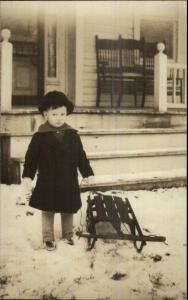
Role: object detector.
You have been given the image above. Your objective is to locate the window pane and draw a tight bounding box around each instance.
[140,19,174,59]
[47,15,57,78]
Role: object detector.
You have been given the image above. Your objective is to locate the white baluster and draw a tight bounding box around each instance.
[154,42,167,112]
[0,29,13,111]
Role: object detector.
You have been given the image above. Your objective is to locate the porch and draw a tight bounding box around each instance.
[1,33,187,187]
[0,26,187,113]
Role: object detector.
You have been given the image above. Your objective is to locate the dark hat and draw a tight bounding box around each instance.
[38,91,74,115]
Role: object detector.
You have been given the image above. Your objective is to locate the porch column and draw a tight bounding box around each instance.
[154,43,167,112]
[75,4,84,106]
[0,29,13,111]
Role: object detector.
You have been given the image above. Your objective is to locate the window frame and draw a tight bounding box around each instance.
[133,15,178,62]
[44,12,60,84]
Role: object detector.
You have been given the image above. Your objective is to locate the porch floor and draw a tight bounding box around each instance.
[4,106,187,115]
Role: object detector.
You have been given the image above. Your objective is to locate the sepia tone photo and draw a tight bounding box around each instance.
[0,1,187,299]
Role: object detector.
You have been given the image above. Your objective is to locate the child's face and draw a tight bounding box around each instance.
[44,106,67,127]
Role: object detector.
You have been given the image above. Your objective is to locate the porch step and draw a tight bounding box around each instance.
[88,147,186,159]
[80,128,186,152]
[16,166,186,190]
[16,147,186,178]
[9,127,187,157]
[87,148,186,175]
[1,108,187,132]
[80,169,187,191]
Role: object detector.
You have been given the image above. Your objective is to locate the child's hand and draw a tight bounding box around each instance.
[81,176,94,186]
[22,177,32,201]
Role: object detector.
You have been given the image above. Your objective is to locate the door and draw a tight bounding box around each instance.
[1,2,44,106]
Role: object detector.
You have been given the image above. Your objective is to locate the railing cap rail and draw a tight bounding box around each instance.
[167,62,186,69]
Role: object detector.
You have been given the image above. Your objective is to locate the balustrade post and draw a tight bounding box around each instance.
[154,43,167,112]
[0,29,13,112]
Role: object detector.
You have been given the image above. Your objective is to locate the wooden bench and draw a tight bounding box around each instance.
[96,35,157,108]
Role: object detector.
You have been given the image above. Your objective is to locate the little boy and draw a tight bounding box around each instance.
[22,91,94,251]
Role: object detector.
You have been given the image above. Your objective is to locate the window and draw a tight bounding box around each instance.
[140,19,176,60]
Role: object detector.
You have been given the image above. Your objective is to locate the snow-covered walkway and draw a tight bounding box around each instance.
[0,185,186,300]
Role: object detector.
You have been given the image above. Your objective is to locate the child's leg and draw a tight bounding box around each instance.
[61,213,73,240]
[42,211,55,242]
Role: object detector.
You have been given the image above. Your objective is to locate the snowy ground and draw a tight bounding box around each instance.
[0,185,187,300]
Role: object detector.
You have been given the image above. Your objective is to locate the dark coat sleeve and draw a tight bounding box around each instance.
[22,133,39,180]
[77,134,94,178]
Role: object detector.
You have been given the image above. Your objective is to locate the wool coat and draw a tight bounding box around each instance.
[22,123,94,213]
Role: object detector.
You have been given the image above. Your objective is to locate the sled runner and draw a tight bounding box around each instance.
[76,192,166,252]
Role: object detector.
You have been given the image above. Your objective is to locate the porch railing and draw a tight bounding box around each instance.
[154,42,187,112]
[167,62,187,108]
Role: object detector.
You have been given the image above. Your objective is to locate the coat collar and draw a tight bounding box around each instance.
[38,122,77,150]
[38,121,76,133]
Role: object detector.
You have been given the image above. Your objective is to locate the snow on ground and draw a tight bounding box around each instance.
[0,184,187,300]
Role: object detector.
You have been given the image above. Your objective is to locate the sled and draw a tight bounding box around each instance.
[76,192,166,252]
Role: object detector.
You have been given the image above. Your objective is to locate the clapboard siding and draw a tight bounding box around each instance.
[81,5,133,107]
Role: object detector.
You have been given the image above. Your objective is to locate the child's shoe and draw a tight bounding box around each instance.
[43,241,56,251]
[63,238,74,246]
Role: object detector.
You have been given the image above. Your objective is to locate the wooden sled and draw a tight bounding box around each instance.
[76,192,166,252]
